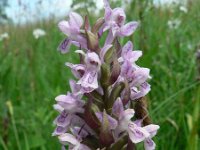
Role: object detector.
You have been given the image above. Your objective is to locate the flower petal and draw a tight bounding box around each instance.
[77,71,98,93]
[122,41,133,53]
[128,123,150,144]
[119,21,139,36]
[52,126,68,136]
[112,97,124,117]
[69,12,83,28]
[58,21,70,35]
[143,124,160,138]
[112,8,126,26]
[144,138,156,150]
[96,112,118,130]
[58,133,79,145]
[58,38,71,54]
[65,63,86,79]
[103,0,110,8]
[85,52,101,70]
[104,7,112,22]
[54,112,72,127]
[70,126,88,139]
[131,83,151,100]
[131,68,150,86]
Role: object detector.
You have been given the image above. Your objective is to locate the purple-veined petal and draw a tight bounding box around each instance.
[58,38,71,54]
[58,133,79,145]
[128,122,150,144]
[69,12,83,28]
[52,126,68,136]
[119,21,139,36]
[112,97,124,117]
[121,61,136,81]
[77,70,98,93]
[144,138,156,150]
[54,112,72,127]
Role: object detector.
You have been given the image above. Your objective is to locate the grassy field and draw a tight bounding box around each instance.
[0,1,200,150]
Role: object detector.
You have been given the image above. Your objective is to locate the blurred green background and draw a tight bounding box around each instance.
[0,0,199,149]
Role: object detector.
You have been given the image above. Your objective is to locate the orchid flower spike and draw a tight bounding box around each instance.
[53,0,159,150]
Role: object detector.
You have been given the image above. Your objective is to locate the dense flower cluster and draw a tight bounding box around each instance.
[53,0,159,150]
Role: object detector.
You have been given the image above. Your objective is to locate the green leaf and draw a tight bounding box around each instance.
[104,46,114,64]
[100,63,111,88]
